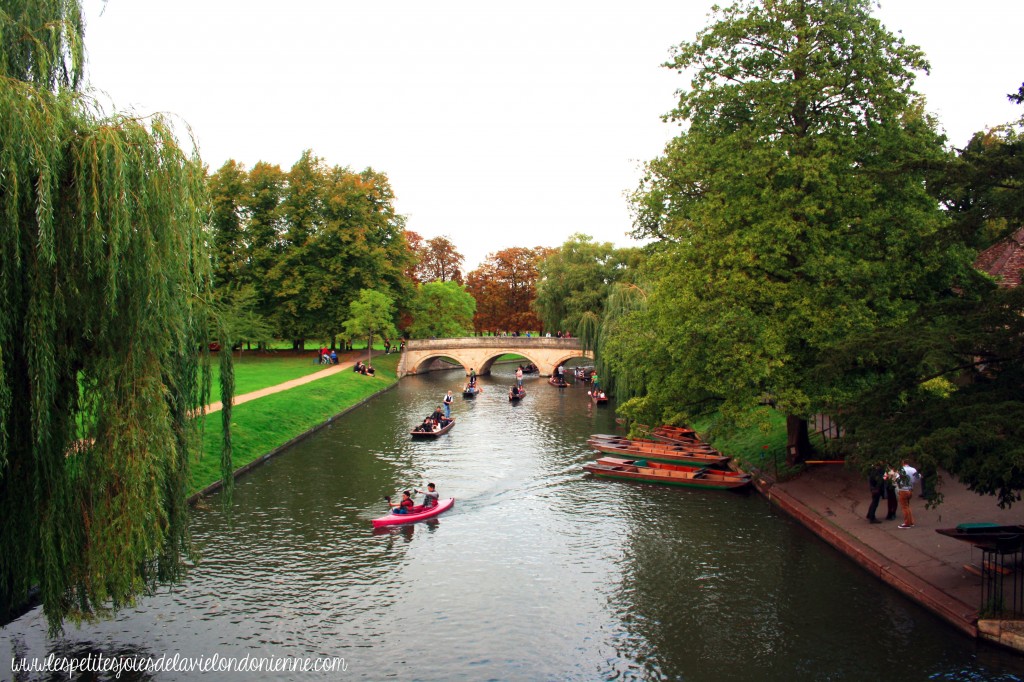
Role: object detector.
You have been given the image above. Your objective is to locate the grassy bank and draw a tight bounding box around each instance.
[191,353,400,495]
[690,410,801,479]
[207,352,335,404]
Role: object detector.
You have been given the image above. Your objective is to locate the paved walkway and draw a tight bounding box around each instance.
[201,353,365,414]
[756,462,1024,649]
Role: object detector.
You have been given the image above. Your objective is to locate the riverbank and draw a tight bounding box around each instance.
[750,461,1024,653]
[190,352,401,499]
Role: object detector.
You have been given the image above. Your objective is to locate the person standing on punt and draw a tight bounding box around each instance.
[443,390,454,418]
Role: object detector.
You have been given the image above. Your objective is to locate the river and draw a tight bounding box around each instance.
[4,367,1024,681]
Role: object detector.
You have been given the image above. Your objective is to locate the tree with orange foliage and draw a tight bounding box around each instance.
[465,247,553,334]
[407,234,465,284]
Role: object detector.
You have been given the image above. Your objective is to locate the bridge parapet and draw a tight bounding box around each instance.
[398,337,591,378]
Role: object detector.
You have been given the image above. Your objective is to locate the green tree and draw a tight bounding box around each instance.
[934,83,1024,250]
[342,289,399,366]
[208,159,249,289]
[813,86,1024,505]
[408,280,476,338]
[817,285,1024,507]
[0,2,212,631]
[271,152,412,348]
[244,161,288,341]
[534,233,639,336]
[624,0,968,463]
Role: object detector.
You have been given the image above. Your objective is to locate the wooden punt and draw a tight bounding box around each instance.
[587,439,730,468]
[650,424,700,444]
[584,456,751,491]
[509,386,527,401]
[549,376,568,387]
[590,391,609,405]
[463,384,482,397]
[410,417,456,438]
[935,524,1024,551]
[589,434,719,454]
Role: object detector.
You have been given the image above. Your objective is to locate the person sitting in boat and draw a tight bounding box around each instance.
[417,483,439,508]
[389,491,415,514]
[414,418,433,433]
[431,406,445,423]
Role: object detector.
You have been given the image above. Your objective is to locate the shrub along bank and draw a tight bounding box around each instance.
[691,411,803,480]
[191,353,400,495]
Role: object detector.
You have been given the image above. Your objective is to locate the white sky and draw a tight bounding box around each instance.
[81,0,1024,271]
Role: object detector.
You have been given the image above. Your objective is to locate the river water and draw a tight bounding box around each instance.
[4,367,1024,681]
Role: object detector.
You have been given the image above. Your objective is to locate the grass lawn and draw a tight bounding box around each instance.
[191,353,400,494]
[207,353,333,404]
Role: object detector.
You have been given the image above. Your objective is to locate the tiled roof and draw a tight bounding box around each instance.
[975,226,1024,288]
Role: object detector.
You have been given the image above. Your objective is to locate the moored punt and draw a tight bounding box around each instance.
[589,434,719,454]
[650,424,700,444]
[411,417,456,438]
[372,497,456,527]
[935,524,1024,551]
[587,439,730,468]
[583,457,751,491]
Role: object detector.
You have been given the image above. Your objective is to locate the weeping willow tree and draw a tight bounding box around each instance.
[0,3,214,632]
[577,283,650,403]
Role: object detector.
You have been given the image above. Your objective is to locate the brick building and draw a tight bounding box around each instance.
[975,226,1024,288]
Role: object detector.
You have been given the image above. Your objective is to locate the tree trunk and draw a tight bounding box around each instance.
[786,415,814,466]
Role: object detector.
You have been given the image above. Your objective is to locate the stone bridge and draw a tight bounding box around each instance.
[397,337,593,378]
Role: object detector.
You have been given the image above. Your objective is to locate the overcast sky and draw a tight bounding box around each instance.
[81,0,1023,270]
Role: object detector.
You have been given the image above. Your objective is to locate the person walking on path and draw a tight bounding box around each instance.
[443,390,454,418]
[887,460,919,528]
[866,463,885,524]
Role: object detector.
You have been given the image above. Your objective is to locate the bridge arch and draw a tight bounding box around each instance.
[397,338,592,378]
